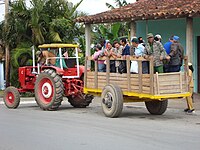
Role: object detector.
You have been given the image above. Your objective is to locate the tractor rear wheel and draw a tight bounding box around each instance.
[68,94,93,108]
[3,86,20,109]
[35,69,64,110]
[145,99,168,115]
[101,84,123,118]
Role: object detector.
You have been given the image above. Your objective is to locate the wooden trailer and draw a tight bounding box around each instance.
[84,56,190,118]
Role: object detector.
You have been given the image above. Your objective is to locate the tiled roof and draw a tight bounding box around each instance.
[75,0,200,24]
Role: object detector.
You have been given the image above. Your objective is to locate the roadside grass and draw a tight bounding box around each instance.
[0,90,4,97]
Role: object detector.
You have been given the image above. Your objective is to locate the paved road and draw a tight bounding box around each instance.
[0,97,200,150]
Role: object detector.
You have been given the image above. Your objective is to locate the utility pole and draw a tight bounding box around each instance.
[5,0,10,87]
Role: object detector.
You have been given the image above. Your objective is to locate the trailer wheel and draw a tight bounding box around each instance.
[3,86,20,109]
[68,94,93,108]
[35,69,63,110]
[101,84,123,118]
[145,99,168,115]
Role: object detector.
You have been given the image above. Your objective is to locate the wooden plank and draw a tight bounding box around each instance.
[130,82,150,87]
[126,56,131,92]
[142,86,150,91]
[156,72,160,95]
[130,74,150,78]
[155,72,183,76]
[88,72,150,78]
[149,57,154,95]
[156,74,181,82]
[106,57,110,85]
[159,85,181,90]
[94,61,98,89]
[159,89,185,94]
[184,56,189,92]
[84,56,88,88]
[159,80,186,86]
[138,60,142,93]
[110,81,128,88]
[109,76,128,81]
[131,77,150,82]
[179,72,183,93]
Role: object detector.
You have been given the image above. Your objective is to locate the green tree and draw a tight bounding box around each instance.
[97,0,130,42]
[93,23,121,43]
[0,0,85,87]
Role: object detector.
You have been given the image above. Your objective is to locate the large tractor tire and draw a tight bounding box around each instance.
[68,94,93,108]
[3,86,20,109]
[101,84,123,118]
[35,69,64,110]
[145,99,168,115]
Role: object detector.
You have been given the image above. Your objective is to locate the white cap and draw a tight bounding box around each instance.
[155,34,162,39]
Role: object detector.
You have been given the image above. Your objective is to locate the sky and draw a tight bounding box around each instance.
[0,0,135,21]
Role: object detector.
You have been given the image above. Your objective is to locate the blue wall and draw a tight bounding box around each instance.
[192,17,200,92]
[136,18,186,50]
[136,18,199,92]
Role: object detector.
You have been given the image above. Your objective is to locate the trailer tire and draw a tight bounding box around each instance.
[3,86,20,109]
[101,84,123,118]
[145,99,168,115]
[35,69,63,110]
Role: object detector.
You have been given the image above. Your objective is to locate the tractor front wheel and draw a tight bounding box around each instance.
[68,94,93,108]
[3,86,20,109]
[145,99,168,115]
[35,69,64,110]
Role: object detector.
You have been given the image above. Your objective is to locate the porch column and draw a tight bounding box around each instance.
[146,20,149,38]
[186,17,193,63]
[85,24,91,68]
[0,62,4,90]
[130,21,136,40]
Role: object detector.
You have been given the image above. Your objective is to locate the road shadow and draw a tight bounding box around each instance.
[120,106,184,120]
[121,112,184,120]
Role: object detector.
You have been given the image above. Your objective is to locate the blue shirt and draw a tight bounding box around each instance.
[164,41,172,55]
[135,44,145,56]
[122,44,130,56]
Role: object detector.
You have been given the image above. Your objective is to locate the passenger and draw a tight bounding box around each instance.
[154,34,162,43]
[131,37,149,74]
[104,42,116,73]
[55,49,68,69]
[164,36,174,55]
[144,33,170,73]
[92,44,106,72]
[168,36,184,72]
[163,36,174,72]
[138,37,145,47]
[36,49,56,65]
[120,38,130,58]
[113,41,123,72]
[118,38,130,73]
[36,50,45,65]
[184,63,195,114]
[100,38,106,49]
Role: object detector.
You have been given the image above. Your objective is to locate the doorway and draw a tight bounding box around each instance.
[197,37,200,93]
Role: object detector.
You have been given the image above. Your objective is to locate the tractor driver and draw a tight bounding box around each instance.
[36,49,56,65]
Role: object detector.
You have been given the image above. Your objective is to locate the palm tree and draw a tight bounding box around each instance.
[106,0,129,9]
[101,0,130,42]
[0,0,85,86]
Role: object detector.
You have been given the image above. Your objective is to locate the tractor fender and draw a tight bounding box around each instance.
[79,65,85,76]
[41,66,64,75]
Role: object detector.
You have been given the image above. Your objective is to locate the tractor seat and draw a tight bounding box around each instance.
[65,58,76,68]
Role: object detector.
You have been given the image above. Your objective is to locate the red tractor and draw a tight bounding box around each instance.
[3,44,93,110]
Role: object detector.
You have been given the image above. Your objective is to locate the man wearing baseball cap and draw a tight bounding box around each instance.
[168,35,184,72]
[144,33,170,73]
[131,37,149,74]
